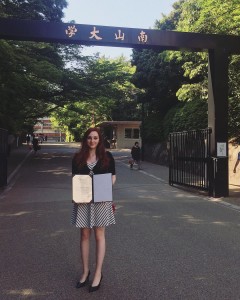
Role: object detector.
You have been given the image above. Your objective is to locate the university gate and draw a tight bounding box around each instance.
[0,18,240,197]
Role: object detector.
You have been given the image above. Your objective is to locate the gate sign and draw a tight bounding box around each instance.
[217,143,227,157]
[0,18,240,53]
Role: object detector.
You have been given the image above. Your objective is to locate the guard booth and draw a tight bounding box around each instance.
[0,128,8,187]
[98,121,141,149]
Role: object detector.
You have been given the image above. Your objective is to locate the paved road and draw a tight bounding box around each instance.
[1,144,240,300]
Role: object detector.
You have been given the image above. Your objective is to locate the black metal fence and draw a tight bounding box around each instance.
[0,128,8,187]
[169,128,212,193]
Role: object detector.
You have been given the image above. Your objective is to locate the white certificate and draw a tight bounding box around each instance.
[72,175,92,203]
[93,173,113,202]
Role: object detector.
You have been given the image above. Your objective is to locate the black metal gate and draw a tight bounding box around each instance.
[0,128,8,187]
[169,128,212,194]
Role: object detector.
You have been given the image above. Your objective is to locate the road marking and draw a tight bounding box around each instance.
[118,160,240,213]
[7,150,32,184]
[118,160,167,183]
[138,169,167,183]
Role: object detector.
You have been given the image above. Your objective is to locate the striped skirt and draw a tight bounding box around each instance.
[71,202,116,228]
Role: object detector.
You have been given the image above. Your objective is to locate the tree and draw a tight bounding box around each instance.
[131,2,187,142]
[0,0,67,21]
[0,0,140,138]
[175,0,240,140]
[131,0,240,142]
[0,0,69,133]
[177,0,240,35]
[51,56,140,141]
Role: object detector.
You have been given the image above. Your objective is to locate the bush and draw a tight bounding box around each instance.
[143,99,208,143]
[171,99,208,132]
[142,114,164,143]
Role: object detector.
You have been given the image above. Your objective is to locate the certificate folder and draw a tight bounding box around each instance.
[72,173,112,203]
[93,173,113,202]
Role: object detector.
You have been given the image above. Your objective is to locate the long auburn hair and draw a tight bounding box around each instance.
[74,127,109,168]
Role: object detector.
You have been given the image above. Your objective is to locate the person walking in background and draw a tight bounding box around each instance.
[26,134,30,146]
[130,141,141,170]
[32,135,40,154]
[71,127,116,293]
[30,134,33,147]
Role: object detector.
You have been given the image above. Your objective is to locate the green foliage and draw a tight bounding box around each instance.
[0,39,80,132]
[131,4,186,142]
[131,49,185,116]
[51,56,140,141]
[154,0,185,31]
[174,0,240,139]
[171,99,208,132]
[0,0,69,132]
[176,82,208,102]
[143,114,164,143]
[177,0,240,35]
[131,0,240,143]
[147,99,208,142]
[162,104,183,139]
[0,0,67,21]
[1,0,239,143]
[0,2,139,137]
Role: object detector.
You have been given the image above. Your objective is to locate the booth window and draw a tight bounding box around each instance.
[125,128,140,139]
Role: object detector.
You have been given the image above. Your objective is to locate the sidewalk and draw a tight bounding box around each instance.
[5,145,240,208]
[115,148,240,209]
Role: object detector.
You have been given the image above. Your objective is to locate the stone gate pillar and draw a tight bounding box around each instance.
[208,48,229,197]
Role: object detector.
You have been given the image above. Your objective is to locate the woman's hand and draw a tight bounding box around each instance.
[112,175,116,185]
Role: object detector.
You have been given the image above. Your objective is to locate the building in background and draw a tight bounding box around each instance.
[98,121,141,149]
[33,117,66,142]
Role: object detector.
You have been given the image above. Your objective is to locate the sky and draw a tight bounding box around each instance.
[63,0,176,58]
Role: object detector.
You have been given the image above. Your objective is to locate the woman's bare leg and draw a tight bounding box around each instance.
[79,228,91,282]
[92,227,105,286]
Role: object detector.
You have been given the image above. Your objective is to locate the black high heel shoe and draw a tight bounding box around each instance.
[89,274,103,293]
[76,270,90,288]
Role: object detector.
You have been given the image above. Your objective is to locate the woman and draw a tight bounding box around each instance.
[71,127,116,293]
[130,141,141,170]
[32,135,40,154]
